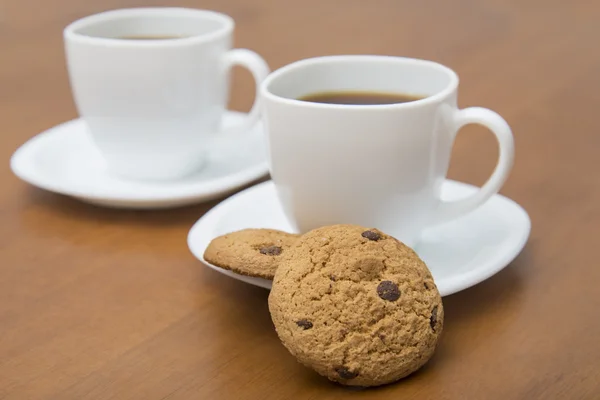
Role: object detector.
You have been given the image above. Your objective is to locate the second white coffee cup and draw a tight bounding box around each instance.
[260,55,514,246]
[64,8,269,181]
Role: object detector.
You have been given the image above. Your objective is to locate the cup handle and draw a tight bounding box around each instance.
[429,107,515,225]
[220,49,270,135]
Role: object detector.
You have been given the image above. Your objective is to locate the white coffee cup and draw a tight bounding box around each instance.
[260,55,514,246]
[64,8,269,181]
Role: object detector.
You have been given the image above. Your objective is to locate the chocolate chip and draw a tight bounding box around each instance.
[335,366,359,380]
[378,333,386,341]
[339,328,349,340]
[296,319,313,330]
[377,281,400,301]
[430,306,438,331]
[361,230,381,241]
[259,245,282,256]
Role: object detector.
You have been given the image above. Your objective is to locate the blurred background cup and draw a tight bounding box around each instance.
[64,7,270,181]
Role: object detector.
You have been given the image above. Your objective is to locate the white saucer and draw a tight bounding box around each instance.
[187,180,531,296]
[10,111,269,209]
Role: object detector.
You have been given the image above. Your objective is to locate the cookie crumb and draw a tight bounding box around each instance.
[361,230,381,241]
[377,281,401,301]
[259,245,282,256]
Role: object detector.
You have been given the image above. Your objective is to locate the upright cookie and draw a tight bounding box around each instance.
[268,224,444,387]
[204,228,299,279]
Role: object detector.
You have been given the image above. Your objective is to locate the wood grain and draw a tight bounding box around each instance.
[1,0,599,398]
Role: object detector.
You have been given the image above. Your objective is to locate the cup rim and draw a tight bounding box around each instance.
[260,55,459,109]
[63,7,234,47]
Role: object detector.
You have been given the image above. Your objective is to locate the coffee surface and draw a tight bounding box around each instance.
[298,91,424,105]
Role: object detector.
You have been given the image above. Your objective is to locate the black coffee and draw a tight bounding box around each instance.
[118,35,185,40]
[298,91,424,105]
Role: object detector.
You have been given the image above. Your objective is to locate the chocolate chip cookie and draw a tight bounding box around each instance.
[203,228,299,279]
[268,224,443,387]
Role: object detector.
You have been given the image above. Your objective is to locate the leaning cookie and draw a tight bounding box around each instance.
[203,228,299,280]
[268,224,444,387]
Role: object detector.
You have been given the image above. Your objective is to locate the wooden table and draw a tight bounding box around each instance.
[1,0,599,398]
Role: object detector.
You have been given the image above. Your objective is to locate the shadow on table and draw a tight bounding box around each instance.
[32,188,215,221]
[421,243,533,376]
[21,174,267,227]
[17,176,267,255]
[443,243,531,326]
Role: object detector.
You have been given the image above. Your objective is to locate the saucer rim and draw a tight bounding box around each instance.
[187,179,531,296]
[10,112,270,203]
